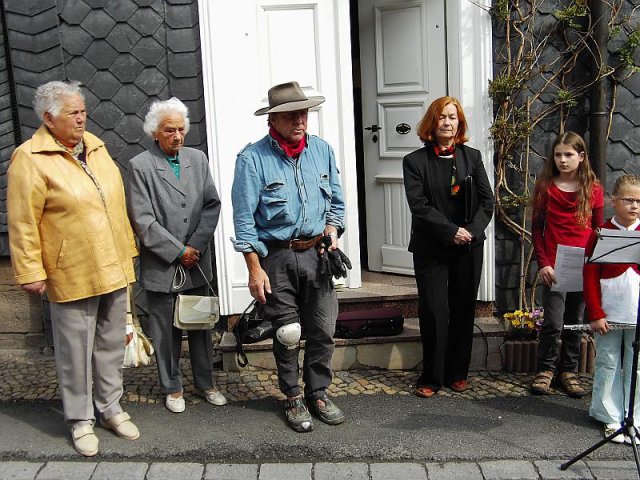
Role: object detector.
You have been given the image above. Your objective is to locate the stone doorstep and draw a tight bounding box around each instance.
[220,317,506,372]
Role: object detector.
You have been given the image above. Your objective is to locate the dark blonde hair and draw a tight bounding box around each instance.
[532,131,599,227]
[612,174,640,196]
[416,96,469,144]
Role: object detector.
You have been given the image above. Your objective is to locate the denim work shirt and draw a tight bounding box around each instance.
[231,133,345,258]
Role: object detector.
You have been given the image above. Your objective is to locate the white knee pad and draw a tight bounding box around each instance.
[276,322,301,349]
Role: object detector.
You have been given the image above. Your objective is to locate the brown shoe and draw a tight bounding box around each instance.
[556,372,586,398]
[531,370,553,395]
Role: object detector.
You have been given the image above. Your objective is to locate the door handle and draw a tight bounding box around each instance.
[364,124,382,133]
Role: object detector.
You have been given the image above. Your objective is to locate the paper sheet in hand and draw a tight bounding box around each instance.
[551,245,585,292]
[589,228,640,264]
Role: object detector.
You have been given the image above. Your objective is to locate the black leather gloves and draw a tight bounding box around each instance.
[318,235,352,280]
[328,248,352,279]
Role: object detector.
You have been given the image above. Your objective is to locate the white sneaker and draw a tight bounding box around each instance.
[165,394,186,413]
[604,423,625,444]
[624,433,640,445]
[198,388,228,406]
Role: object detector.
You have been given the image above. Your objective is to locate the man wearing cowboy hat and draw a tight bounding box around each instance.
[231,81,346,432]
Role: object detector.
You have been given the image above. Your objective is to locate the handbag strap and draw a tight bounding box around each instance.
[196,264,217,295]
[127,286,141,327]
[172,263,217,296]
[234,299,257,368]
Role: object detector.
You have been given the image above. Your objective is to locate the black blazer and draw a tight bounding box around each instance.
[402,143,494,256]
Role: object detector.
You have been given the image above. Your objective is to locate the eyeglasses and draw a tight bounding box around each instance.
[617,198,640,205]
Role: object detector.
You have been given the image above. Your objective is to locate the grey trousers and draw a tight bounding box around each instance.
[49,288,126,429]
[537,287,585,372]
[144,286,214,394]
[261,247,338,400]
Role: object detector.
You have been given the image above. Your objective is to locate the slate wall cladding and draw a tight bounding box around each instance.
[0,6,18,257]
[493,0,640,312]
[0,0,205,256]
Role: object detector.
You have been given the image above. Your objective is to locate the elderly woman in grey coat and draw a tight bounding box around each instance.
[126,98,226,413]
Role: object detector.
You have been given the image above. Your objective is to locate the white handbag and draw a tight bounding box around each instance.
[123,286,154,368]
[172,264,220,330]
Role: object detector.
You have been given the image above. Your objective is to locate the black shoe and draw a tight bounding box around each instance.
[307,394,345,425]
[285,396,314,433]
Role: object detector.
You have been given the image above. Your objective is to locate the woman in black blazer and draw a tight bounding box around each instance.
[403,96,494,398]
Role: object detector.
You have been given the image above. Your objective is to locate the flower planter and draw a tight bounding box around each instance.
[578,334,596,374]
[504,334,595,374]
[504,339,538,373]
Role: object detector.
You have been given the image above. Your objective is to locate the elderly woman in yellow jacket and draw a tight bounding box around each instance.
[7,81,139,457]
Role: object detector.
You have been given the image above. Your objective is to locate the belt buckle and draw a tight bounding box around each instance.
[289,238,300,250]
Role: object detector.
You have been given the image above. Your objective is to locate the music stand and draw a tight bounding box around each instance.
[561,229,640,474]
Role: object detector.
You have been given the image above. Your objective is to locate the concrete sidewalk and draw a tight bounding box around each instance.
[1,351,638,479]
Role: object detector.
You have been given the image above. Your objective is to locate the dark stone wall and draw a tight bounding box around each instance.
[0,0,205,255]
[493,1,640,312]
[0,5,21,257]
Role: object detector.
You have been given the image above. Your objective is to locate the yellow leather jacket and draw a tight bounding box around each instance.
[7,126,137,302]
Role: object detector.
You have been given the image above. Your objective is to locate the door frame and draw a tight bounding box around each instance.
[444,0,495,301]
[352,0,495,301]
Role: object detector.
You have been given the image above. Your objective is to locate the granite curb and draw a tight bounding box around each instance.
[0,459,638,480]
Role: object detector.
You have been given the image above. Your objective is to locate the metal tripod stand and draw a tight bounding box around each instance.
[561,280,640,476]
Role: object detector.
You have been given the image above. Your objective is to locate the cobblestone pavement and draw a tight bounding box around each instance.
[0,351,593,404]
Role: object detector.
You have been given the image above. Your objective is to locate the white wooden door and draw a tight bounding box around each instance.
[358,0,446,274]
[199,1,361,314]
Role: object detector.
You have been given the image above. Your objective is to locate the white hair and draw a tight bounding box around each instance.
[143,97,190,138]
[33,80,84,121]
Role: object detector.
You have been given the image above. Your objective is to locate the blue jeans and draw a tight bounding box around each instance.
[590,328,640,426]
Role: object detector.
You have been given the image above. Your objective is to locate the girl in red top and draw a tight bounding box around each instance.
[531,132,604,397]
[584,174,640,444]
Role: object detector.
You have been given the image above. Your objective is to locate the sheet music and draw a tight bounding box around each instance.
[590,228,640,264]
[551,245,585,292]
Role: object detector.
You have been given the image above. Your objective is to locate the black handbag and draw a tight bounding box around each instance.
[233,300,271,367]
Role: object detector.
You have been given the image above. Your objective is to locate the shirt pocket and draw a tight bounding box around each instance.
[319,175,332,214]
[260,180,294,226]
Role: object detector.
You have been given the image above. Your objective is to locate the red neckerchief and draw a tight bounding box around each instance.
[269,127,306,159]
[433,144,455,157]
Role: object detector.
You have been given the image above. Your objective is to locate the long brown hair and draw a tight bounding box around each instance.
[416,96,469,144]
[532,131,599,227]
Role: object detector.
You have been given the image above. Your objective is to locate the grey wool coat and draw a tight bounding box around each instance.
[126,143,221,293]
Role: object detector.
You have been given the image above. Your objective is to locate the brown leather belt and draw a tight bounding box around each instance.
[265,235,322,251]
